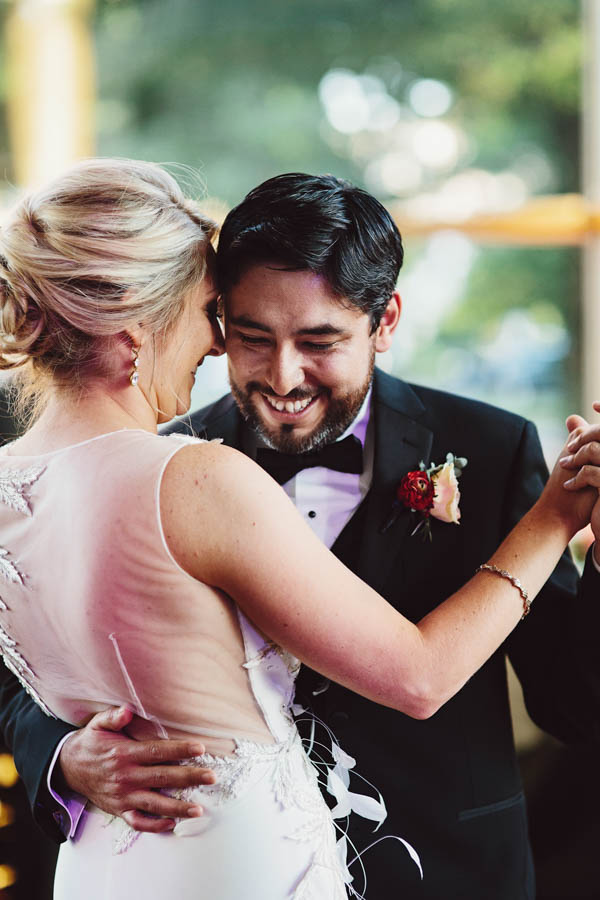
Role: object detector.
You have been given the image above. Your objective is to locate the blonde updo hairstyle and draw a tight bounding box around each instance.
[0,158,216,422]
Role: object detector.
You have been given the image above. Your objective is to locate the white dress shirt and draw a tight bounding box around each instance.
[47,733,85,838]
[281,387,374,549]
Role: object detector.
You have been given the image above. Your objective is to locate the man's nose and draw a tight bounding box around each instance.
[266,346,305,396]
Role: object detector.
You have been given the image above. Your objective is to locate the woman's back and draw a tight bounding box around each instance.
[0,429,276,752]
[0,427,348,898]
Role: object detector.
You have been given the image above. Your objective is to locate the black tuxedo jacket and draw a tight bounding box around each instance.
[1,370,599,899]
[167,370,600,899]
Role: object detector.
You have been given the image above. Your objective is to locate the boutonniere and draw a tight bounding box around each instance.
[380,453,468,539]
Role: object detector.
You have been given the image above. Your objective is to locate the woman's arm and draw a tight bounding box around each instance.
[161,431,596,720]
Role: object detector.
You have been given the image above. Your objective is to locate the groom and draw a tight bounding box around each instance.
[2,173,600,899]
[172,175,600,898]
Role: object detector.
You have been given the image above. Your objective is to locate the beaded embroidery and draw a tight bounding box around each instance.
[0,618,55,718]
[0,464,46,516]
[182,738,293,805]
[0,622,34,679]
[109,613,348,897]
[2,653,55,718]
[111,733,347,898]
[0,461,54,717]
[243,639,301,678]
[0,547,24,586]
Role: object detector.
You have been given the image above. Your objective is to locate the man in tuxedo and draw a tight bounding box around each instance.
[2,173,600,898]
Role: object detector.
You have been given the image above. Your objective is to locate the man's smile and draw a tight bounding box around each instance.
[259,391,323,422]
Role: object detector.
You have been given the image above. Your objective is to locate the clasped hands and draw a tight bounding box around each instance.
[560,405,600,566]
[57,410,600,834]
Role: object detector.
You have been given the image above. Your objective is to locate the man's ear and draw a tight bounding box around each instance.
[374,292,401,353]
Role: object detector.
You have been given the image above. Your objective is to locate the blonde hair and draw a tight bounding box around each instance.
[0,158,216,421]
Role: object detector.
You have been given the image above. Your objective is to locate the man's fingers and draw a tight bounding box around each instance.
[89,706,134,733]
[118,764,216,791]
[120,809,176,834]
[564,465,600,490]
[123,739,207,765]
[566,414,588,434]
[560,441,600,469]
[125,792,204,820]
[566,425,600,455]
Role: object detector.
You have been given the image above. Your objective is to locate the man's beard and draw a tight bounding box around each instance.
[229,349,375,454]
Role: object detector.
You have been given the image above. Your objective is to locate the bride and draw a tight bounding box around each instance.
[0,158,596,899]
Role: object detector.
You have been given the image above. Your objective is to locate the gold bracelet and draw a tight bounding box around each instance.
[476,564,531,620]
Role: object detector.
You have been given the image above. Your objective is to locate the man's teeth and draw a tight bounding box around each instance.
[265,395,313,413]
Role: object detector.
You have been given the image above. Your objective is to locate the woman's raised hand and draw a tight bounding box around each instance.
[559,403,600,551]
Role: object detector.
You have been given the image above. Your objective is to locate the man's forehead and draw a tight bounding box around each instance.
[227,264,331,295]
[223,265,366,326]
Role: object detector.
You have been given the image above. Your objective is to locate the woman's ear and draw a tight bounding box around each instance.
[124,326,144,351]
[116,329,144,386]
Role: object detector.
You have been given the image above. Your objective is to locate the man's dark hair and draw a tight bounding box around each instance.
[216,173,404,329]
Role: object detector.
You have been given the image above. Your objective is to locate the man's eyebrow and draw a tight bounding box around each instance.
[229,315,273,333]
[296,324,346,337]
[229,315,346,337]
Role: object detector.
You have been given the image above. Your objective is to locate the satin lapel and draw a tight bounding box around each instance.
[344,372,433,594]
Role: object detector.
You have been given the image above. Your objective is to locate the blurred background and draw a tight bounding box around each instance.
[0,0,598,896]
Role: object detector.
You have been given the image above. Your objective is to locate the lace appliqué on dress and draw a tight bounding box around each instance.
[0,547,24,587]
[111,818,145,856]
[235,611,349,898]
[0,462,54,718]
[243,639,301,679]
[1,652,55,718]
[175,737,347,900]
[0,464,46,516]
[110,737,315,856]
[181,738,293,807]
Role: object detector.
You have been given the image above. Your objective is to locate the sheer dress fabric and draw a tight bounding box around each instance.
[0,430,348,899]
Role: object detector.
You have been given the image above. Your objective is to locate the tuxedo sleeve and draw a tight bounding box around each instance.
[0,660,74,842]
[503,420,600,744]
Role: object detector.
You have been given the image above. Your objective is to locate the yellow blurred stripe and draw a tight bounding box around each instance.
[0,755,18,789]
[0,802,15,828]
[392,194,600,246]
[0,864,17,889]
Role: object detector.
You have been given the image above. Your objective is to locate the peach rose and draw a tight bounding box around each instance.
[431,461,461,524]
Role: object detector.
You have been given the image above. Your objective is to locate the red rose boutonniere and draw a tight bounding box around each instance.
[398,470,435,513]
[380,453,468,539]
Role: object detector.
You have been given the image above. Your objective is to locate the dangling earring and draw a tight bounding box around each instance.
[129,346,140,387]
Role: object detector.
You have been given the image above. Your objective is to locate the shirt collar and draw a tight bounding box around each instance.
[336,385,372,449]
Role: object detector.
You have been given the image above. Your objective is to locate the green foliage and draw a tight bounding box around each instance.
[444,247,579,340]
[0,0,584,419]
[92,0,580,199]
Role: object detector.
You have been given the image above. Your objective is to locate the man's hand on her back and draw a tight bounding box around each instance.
[58,706,215,833]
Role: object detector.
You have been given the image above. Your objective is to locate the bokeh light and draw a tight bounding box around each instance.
[408,78,454,117]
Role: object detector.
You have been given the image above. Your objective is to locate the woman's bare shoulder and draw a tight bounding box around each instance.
[161,438,271,497]
[159,438,293,582]
[160,438,285,536]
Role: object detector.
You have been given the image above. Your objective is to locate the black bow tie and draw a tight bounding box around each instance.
[256,434,364,485]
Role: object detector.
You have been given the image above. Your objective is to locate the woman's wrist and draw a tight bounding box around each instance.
[526,497,581,545]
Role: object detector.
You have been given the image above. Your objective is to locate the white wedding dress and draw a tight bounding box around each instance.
[0,429,373,899]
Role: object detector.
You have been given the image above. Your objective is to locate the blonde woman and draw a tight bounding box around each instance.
[0,159,596,900]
